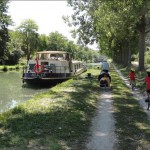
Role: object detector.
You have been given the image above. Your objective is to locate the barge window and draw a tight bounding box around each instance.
[29,64,35,70]
[41,62,48,65]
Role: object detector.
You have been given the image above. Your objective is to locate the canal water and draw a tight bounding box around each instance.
[0,70,50,113]
[0,63,102,113]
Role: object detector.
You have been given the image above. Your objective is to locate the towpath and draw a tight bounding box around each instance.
[86,90,117,150]
[85,64,150,150]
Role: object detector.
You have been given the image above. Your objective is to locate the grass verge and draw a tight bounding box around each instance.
[0,65,23,72]
[111,64,150,150]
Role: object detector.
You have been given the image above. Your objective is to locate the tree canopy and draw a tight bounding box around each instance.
[67,0,150,70]
[0,0,11,61]
[17,19,39,62]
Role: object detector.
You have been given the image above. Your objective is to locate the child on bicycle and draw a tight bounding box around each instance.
[128,68,136,86]
[143,69,150,102]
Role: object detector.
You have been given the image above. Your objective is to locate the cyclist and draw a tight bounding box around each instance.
[99,72,111,87]
[101,60,110,72]
[128,68,136,86]
[144,68,150,102]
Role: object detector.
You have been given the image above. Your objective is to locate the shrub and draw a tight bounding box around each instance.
[2,66,8,72]
[131,54,137,61]
[16,65,20,70]
[6,50,24,65]
[145,54,150,64]
[146,57,150,64]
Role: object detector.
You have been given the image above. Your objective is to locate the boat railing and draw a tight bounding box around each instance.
[43,65,69,74]
[23,65,70,74]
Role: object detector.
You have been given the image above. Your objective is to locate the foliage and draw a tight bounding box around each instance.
[6,49,24,65]
[145,50,150,64]
[47,31,68,51]
[2,65,8,71]
[17,19,39,61]
[131,54,138,61]
[37,34,48,50]
[6,14,99,64]
[0,0,11,60]
[67,0,150,70]
[8,30,23,52]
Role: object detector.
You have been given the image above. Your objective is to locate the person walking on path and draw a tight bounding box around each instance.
[101,60,110,72]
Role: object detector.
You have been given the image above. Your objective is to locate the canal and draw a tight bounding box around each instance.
[0,70,50,113]
[0,63,102,113]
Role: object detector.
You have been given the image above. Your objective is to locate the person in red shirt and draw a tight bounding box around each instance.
[144,69,150,102]
[128,68,136,86]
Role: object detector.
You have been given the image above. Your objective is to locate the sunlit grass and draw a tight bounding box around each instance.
[111,64,150,150]
[0,63,150,149]
[0,68,101,149]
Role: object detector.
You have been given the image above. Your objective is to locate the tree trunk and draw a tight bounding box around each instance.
[138,15,146,71]
[138,31,145,71]
[128,45,131,68]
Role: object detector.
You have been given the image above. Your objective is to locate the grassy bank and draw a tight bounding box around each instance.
[0,68,101,150]
[0,64,150,150]
[0,65,24,72]
[111,64,150,150]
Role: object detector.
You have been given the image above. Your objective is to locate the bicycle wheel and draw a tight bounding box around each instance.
[147,94,150,110]
[131,84,134,90]
[131,81,134,90]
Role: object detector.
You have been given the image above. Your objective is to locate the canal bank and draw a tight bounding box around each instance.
[0,65,150,150]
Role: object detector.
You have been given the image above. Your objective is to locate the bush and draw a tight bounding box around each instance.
[2,66,8,72]
[146,56,150,64]
[16,65,20,70]
[6,50,24,65]
[131,54,137,61]
[9,68,13,71]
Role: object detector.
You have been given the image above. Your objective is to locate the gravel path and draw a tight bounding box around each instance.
[86,91,117,150]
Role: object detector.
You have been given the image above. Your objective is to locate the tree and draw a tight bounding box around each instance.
[6,30,24,65]
[47,31,68,51]
[38,34,48,51]
[8,30,23,52]
[0,0,11,61]
[67,0,150,70]
[17,19,39,62]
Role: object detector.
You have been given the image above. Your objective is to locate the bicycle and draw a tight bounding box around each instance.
[146,92,150,110]
[130,80,136,90]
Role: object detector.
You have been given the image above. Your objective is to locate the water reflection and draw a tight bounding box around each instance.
[0,71,50,113]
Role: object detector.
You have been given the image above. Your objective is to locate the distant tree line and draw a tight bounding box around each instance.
[0,0,100,65]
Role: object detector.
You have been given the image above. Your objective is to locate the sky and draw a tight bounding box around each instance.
[8,0,98,50]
